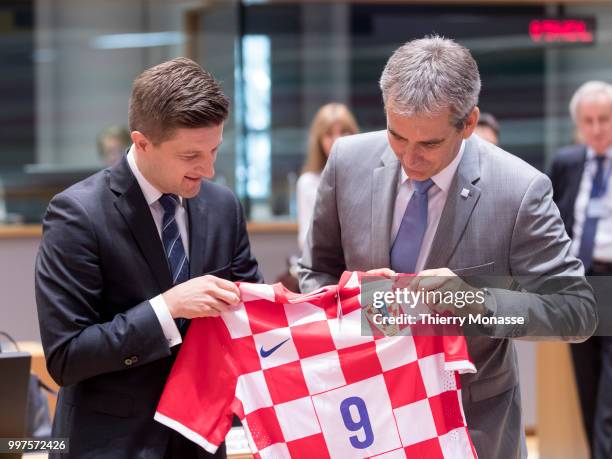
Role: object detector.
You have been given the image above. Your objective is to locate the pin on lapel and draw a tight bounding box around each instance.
[460,188,470,198]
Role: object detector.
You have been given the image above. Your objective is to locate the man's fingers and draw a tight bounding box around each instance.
[410,268,457,291]
[205,308,221,318]
[366,268,396,278]
[197,275,241,305]
[198,305,221,318]
[211,275,240,293]
[197,300,227,315]
[412,276,447,292]
[220,287,241,306]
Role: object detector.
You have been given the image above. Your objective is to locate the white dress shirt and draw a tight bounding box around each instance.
[391,140,466,273]
[127,146,188,347]
[571,146,612,262]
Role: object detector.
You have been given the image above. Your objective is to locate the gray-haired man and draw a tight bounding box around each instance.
[549,80,612,459]
[299,36,596,458]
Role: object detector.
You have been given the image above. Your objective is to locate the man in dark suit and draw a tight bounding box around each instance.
[550,80,612,459]
[35,57,262,458]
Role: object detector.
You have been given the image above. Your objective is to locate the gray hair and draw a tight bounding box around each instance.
[569,81,612,121]
[379,36,481,129]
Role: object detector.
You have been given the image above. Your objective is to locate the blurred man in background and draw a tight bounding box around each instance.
[549,80,612,459]
[474,112,500,145]
[97,125,131,166]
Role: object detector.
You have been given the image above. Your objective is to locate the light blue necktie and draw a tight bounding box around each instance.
[390,178,435,274]
[159,194,190,285]
[578,155,606,271]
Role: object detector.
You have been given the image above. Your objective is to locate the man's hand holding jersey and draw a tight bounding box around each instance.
[366,267,488,317]
[163,275,241,319]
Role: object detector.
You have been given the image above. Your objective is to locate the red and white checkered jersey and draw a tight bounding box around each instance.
[155,271,478,459]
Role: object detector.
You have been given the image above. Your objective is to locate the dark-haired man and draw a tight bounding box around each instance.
[35,58,262,458]
[474,112,500,145]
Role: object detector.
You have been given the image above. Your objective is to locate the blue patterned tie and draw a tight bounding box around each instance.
[390,178,435,274]
[159,194,190,285]
[578,155,606,271]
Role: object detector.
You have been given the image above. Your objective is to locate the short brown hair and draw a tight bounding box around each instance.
[128,57,229,144]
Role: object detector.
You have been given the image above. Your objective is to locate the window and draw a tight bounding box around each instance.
[0,1,609,223]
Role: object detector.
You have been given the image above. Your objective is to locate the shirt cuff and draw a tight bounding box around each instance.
[150,295,182,347]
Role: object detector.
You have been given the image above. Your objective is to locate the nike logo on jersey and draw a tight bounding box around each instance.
[260,338,290,358]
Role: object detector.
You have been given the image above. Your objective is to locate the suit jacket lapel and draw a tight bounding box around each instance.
[109,158,173,291]
[186,195,208,278]
[425,138,482,269]
[372,146,401,268]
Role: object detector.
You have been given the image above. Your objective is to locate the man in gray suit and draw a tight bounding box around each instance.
[550,81,612,459]
[298,36,597,458]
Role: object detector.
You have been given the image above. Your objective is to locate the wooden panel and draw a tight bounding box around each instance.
[0,224,41,238]
[0,223,298,238]
[246,222,297,234]
[537,342,589,459]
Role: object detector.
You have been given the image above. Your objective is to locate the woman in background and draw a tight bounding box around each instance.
[97,125,131,166]
[297,103,359,249]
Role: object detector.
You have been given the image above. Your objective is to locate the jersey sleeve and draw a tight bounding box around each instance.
[155,317,238,453]
[442,334,476,374]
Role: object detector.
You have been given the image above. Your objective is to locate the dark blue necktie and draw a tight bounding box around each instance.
[159,194,190,285]
[578,155,606,271]
[390,178,435,274]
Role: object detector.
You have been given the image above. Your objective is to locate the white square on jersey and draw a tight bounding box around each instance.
[328,308,375,350]
[258,441,290,459]
[240,283,275,303]
[240,417,257,452]
[375,335,418,372]
[253,327,299,370]
[375,448,408,458]
[300,350,346,394]
[274,396,321,442]
[439,427,473,458]
[221,304,252,339]
[418,353,458,398]
[394,398,438,446]
[344,271,361,289]
[283,301,327,327]
[236,371,272,415]
[311,375,402,458]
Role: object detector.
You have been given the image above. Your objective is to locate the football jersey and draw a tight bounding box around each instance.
[155,271,478,459]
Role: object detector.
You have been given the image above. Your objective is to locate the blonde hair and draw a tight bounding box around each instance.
[302,103,359,174]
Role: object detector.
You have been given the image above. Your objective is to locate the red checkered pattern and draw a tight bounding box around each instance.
[155,272,478,458]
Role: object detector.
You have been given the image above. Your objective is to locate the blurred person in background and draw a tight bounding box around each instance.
[474,111,500,145]
[297,103,359,250]
[549,80,612,459]
[97,125,131,166]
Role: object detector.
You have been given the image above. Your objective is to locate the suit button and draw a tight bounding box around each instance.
[124,358,133,366]
[130,355,139,364]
